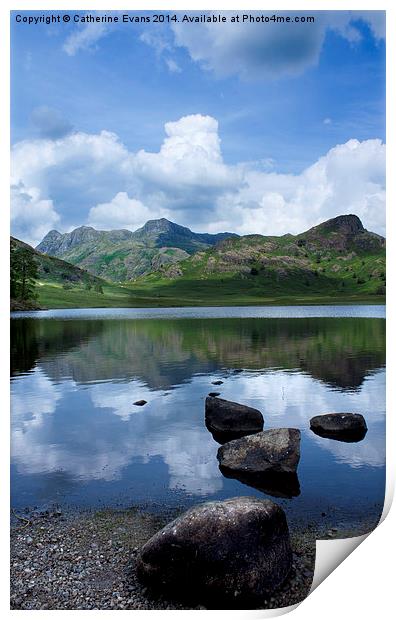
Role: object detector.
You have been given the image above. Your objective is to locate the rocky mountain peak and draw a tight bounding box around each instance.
[308,214,364,237]
[135,218,186,237]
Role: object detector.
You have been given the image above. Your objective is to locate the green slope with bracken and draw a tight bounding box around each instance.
[35,218,237,282]
[10,237,138,309]
[127,215,385,305]
[12,214,386,308]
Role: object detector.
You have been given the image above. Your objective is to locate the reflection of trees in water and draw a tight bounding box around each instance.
[10,319,106,376]
[11,317,385,391]
[11,320,40,376]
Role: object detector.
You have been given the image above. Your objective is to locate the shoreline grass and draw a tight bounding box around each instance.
[34,281,385,310]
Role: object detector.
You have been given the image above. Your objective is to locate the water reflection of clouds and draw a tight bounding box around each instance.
[89,382,223,493]
[218,371,385,468]
[310,429,385,468]
[11,368,62,427]
[89,382,153,421]
[10,367,385,497]
[11,368,223,494]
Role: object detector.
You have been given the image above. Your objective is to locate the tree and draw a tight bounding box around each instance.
[94,283,104,294]
[10,244,38,302]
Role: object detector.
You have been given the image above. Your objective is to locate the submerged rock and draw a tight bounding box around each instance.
[136,496,293,605]
[217,428,301,476]
[310,413,367,442]
[211,380,224,385]
[133,400,147,406]
[205,396,264,443]
[208,392,221,397]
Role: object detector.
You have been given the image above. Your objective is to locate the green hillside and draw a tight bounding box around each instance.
[11,214,385,309]
[36,218,237,281]
[126,214,386,305]
[10,237,138,309]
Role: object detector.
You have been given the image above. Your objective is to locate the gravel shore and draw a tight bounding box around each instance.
[10,505,375,610]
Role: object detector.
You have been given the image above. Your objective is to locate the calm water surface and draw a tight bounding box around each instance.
[11,306,385,531]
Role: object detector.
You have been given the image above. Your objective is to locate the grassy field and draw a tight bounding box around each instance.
[35,278,385,309]
[37,282,137,308]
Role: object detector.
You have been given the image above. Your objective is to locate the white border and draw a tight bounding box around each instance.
[2,1,394,618]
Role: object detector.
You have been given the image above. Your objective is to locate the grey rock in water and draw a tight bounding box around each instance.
[211,380,224,385]
[208,392,221,397]
[136,496,293,604]
[217,428,301,475]
[205,397,264,443]
[133,400,147,406]
[310,413,367,442]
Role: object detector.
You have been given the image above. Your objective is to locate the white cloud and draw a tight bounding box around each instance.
[88,192,160,231]
[165,58,182,73]
[133,114,239,201]
[215,137,385,237]
[171,11,385,80]
[11,114,386,245]
[139,29,182,74]
[140,29,171,55]
[11,182,60,246]
[62,11,385,84]
[63,21,109,56]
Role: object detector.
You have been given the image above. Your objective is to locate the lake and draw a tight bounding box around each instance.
[11,305,385,533]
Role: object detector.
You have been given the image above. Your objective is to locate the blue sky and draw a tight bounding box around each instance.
[10,10,386,245]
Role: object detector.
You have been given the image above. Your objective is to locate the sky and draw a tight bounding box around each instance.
[10,10,386,246]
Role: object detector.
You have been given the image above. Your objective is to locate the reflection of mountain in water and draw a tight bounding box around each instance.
[11,317,385,391]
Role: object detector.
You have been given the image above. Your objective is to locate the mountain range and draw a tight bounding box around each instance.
[36,219,238,281]
[10,214,386,309]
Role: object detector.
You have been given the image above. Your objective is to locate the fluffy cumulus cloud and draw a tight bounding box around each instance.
[133,114,240,211]
[216,137,385,236]
[171,11,385,80]
[10,113,386,246]
[11,130,133,243]
[11,182,60,246]
[88,192,163,231]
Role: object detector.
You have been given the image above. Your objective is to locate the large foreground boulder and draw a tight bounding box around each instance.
[217,428,301,476]
[136,497,292,605]
[310,413,367,442]
[205,396,264,443]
